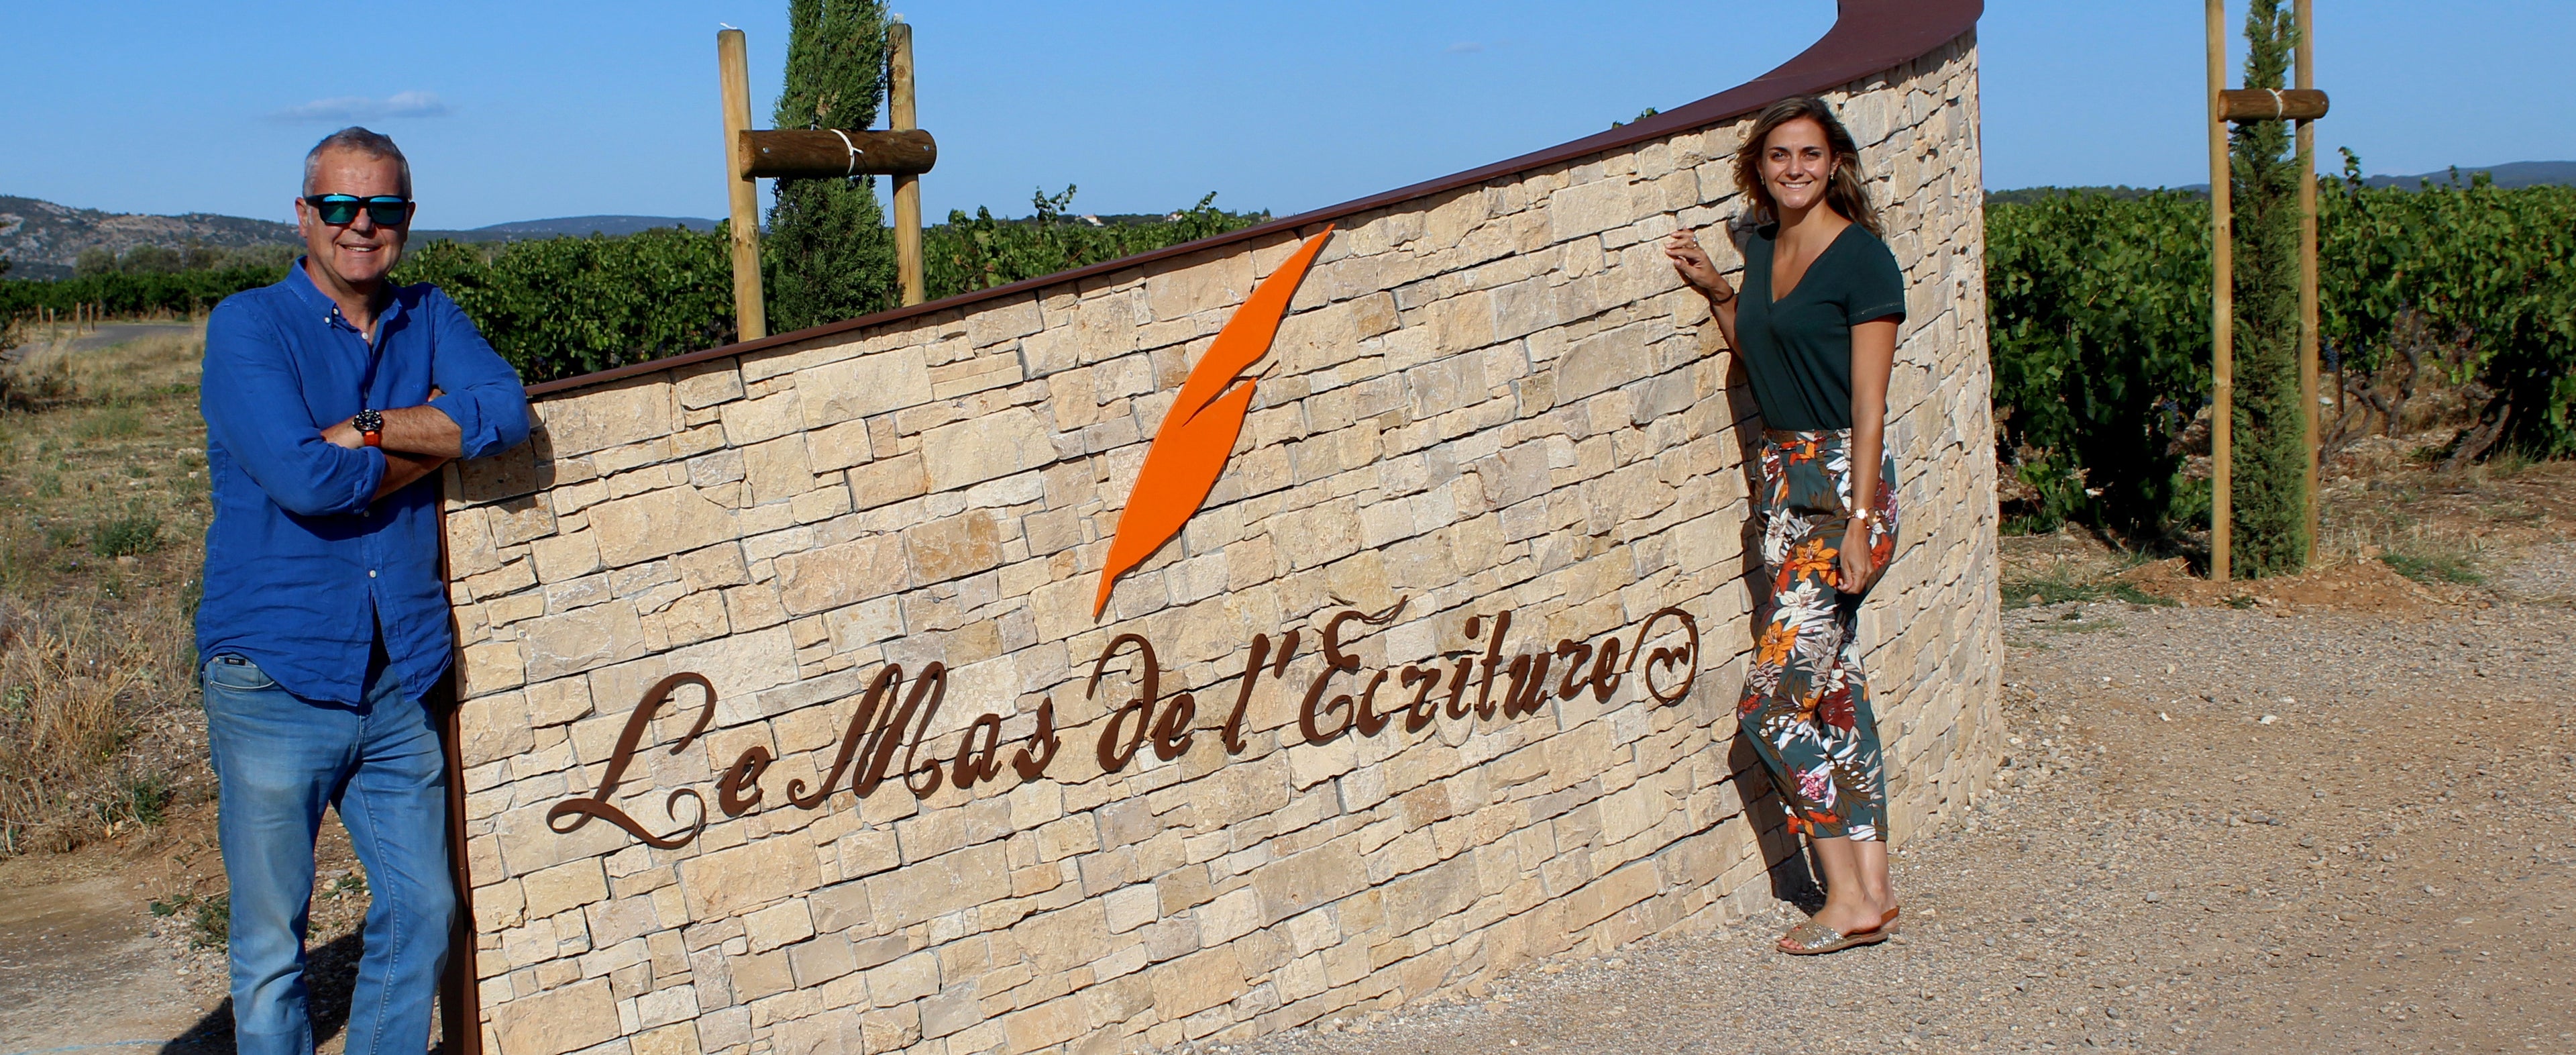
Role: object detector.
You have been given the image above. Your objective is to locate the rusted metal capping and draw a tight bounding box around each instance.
[521,0,1983,400]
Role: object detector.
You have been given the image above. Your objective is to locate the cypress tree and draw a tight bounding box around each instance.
[764,0,898,332]
[2226,0,2309,576]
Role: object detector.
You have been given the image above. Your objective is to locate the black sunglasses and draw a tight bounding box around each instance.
[303,194,411,226]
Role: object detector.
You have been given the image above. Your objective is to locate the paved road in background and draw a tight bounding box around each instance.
[1,322,197,360]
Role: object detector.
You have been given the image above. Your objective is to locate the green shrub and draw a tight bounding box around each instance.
[104,772,172,825]
[763,0,898,333]
[150,892,230,949]
[90,515,164,558]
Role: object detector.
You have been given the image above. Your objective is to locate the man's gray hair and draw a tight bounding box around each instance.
[303,127,413,197]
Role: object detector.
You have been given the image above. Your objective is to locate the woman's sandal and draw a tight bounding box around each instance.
[1776,905,1902,956]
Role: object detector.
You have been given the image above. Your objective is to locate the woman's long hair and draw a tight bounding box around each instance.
[1732,96,1882,237]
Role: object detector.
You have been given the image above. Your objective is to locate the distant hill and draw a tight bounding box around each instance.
[2079,160,2576,201]
[1983,186,2176,207]
[2360,160,2576,190]
[0,195,297,280]
[0,194,719,281]
[413,215,718,242]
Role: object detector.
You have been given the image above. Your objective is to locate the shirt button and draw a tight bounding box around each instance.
[369,570,378,578]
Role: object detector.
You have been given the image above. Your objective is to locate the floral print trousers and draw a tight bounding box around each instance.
[1739,428,1898,842]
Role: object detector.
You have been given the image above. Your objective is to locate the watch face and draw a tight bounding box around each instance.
[355,408,384,434]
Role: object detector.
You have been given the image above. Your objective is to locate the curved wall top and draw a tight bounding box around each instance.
[445,4,1996,1052]
[525,0,1983,399]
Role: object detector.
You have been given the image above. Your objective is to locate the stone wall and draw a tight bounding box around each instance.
[442,32,1998,1055]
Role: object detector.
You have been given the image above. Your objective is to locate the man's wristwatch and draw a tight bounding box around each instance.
[354,408,384,448]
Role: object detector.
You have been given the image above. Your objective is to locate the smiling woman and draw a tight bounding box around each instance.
[1664,94,1913,956]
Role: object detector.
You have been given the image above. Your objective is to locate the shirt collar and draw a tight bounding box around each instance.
[284,256,405,332]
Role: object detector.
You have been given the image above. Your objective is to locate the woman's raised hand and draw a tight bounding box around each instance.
[1669,228,1731,297]
[1663,229,1735,304]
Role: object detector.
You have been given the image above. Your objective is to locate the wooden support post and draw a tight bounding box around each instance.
[2295,0,2320,564]
[718,28,767,342]
[2206,0,2233,583]
[889,19,925,307]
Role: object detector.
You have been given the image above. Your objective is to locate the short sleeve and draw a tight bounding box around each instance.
[1842,234,1907,326]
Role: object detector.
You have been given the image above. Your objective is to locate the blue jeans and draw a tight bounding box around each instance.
[203,652,454,1055]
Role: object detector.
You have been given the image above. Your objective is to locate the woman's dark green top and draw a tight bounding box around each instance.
[1735,220,1907,431]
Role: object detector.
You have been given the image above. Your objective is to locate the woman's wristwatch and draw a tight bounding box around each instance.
[354,408,384,448]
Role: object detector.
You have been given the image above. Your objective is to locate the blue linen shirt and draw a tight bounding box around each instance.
[197,261,530,706]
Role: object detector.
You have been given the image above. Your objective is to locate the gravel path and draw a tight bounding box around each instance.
[1206,583,2576,1054]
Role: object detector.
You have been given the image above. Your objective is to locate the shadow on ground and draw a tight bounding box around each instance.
[158,932,362,1055]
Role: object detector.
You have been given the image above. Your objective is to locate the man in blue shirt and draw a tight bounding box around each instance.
[197,126,530,1055]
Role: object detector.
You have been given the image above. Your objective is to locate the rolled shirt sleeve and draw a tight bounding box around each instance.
[423,289,531,460]
[201,300,386,517]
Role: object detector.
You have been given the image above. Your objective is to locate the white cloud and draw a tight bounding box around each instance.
[270,91,451,123]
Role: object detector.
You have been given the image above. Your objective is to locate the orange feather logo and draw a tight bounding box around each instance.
[1093,227,1334,617]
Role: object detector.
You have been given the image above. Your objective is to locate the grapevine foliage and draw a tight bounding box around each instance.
[924,187,1266,299]
[1989,177,2576,540]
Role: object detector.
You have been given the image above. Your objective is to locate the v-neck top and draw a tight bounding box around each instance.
[1734,221,1907,431]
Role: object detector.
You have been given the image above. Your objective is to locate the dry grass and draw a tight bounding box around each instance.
[0,327,209,854]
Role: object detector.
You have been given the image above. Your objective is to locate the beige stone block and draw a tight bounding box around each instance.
[744,898,815,953]
[489,495,558,548]
[739,434,816,507]
[520,600,648,682]
[849,452,930,511]
[674,358,744,409]
[920,407,1051,492]
[631,1021,702,1055]
[529,531,602,583]
[802,346,934,425]
[823,596,904,653]
[525,676,594,726]
[1146,944,1244,1019]
[489,976,619,1055]
[588,486,739,568]
[869,949,941,1007]
[723,583,790,632]
[1002,996,1087,1055]
[659,589,731,647]
[462,559,536,602]
[903,510,1002,585]
[864,840,1007,930]
[773,534,907,616]
[1196,884,1265,947]
[806,419,873,472]
[1251,839,1364,924]
[460,640,525,696]
[539,381,674,458]
[458,691,533,768]
[718,389,803,446]
[521,860,609,920]
[678,836,821,921]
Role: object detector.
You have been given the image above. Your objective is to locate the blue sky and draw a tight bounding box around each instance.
[1,1,2569,230]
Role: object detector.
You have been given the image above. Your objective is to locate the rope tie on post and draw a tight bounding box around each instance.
[2267,88,2286,120]
[830,128,861,177]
